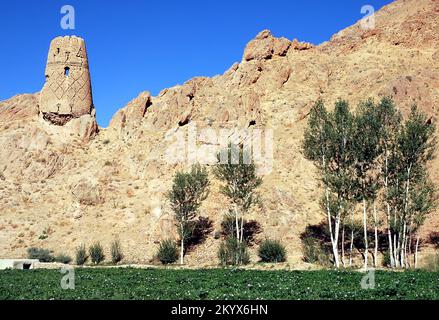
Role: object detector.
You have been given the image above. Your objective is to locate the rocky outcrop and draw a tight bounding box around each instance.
[243,30,291,61]
[243,30,313,62]
[0,94,39,124]
[109,91,152,131]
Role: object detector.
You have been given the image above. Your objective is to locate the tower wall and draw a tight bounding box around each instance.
[39,36,93,118]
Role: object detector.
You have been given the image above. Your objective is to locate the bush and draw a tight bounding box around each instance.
[75,244,88,265]
[89,242,105,265]
[111,240,124,264]
[157,239,178,265]
[302,237,330,266]
[27,247,54,262]
[218,237,250,266]
[258,239,286,263]
[54,254,72,264]
[221,213,261,245]
[382,250,391,267]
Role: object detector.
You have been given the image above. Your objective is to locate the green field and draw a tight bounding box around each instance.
[0,268,438,300]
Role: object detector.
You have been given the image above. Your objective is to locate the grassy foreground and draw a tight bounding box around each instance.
[0,268,438,300]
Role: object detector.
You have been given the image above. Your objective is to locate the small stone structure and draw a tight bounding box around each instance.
[0,259,39,270]
[39,36,94,125]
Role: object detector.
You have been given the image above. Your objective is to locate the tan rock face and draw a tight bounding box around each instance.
[243,30,292,61]
[39,36,94,122]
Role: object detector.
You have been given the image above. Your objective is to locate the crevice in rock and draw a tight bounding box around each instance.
[178,118,190,127]
[142,99,153,118]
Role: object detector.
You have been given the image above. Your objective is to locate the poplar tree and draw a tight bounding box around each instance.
[168,164,210,264]
[353,100,382,269]
[388,105,436,268]
[213,144,262,245]
[375,97,402,268]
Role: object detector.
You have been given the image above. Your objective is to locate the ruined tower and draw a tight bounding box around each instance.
[39,36,94,125]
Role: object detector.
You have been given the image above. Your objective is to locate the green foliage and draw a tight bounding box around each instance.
[168,164,210,263]
[382,251,391,267]
[110,240,124,264]
[27,247,55,262]
[157,239,178,265]
[258,239,286,263]
[89,242,105,265]
[168,165,210,226]
[75,244,88,265]
[214,144,262,250]
[302,237,331,266]
[303,100,331,166]
[213,144,262,212]
[302,97,437,269]
[1,269,439,300]
[218,237,250,266]
[54,254,72,264]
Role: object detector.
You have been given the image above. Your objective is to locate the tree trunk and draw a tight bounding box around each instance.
[384,148,395,267]
[414,235,420,269]
[394,233,399,268]
[180,223,185,265]
[363,198,368,270]
[341,225,346,268]
[326,188,340,268]
[401,165,411,268]
[401,222,407,268]
[373,202,378,268]
[349,209,354,267]
[387,203,395,268]
[234,205,240,242]
[240,214,244,243]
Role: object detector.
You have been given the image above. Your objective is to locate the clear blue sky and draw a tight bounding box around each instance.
[0,0,393,127]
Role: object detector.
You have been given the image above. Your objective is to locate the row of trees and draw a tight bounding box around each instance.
[303,97,437,269]
[168,145,262,265]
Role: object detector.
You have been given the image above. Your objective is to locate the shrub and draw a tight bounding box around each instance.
[54,254,72,264]
[221,213,261,245]
[382,250,391,267]
[111,240,124,264]
[27,247,54,262]
[218,237,250,266]
[302,237,330,266]
[75,244,88,265]
[258,239,286,263]
[157,239,178,264]
[89,242,105,265]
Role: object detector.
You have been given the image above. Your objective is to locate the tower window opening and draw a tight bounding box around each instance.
[64,67,70,77]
